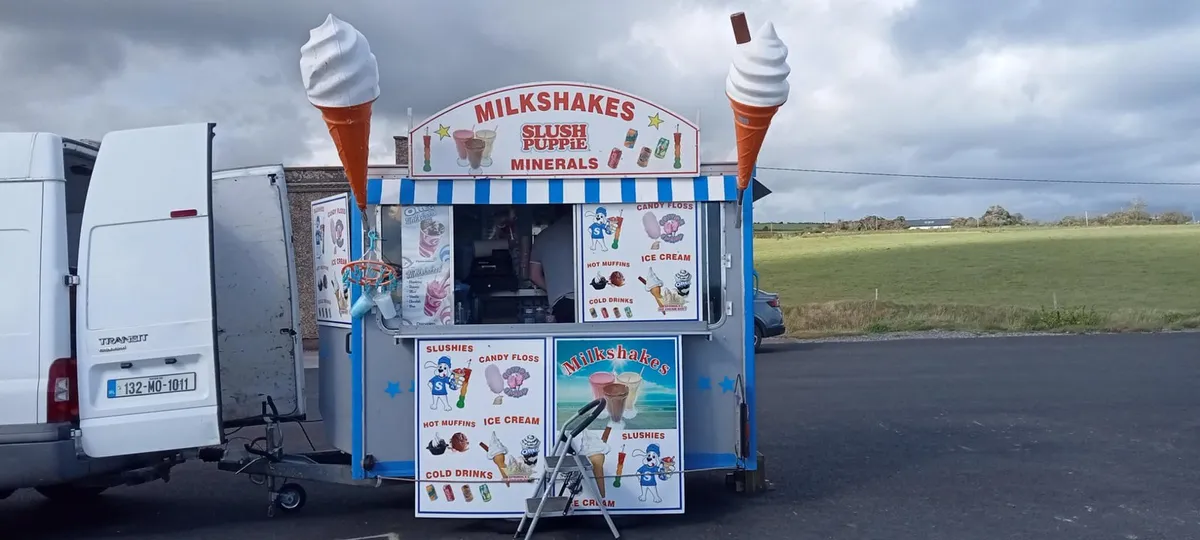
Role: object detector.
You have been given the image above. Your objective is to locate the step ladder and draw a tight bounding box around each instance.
[514,398,619,539]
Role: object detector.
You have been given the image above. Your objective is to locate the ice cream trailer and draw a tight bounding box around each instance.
[222,82,768,522]
[220,12,788,533]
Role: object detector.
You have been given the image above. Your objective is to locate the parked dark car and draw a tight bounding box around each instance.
[752,272,785,352]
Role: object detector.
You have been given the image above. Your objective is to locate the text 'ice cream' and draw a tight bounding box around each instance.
[299,14,380,212]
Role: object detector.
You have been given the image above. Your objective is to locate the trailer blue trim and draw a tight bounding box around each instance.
[366,175,738,205]
[349,205,365,480]
[743,172,758,470]
[369,460,415,477]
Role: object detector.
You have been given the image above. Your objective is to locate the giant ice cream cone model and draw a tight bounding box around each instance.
[300,14,381,213]
[726,13,791,220]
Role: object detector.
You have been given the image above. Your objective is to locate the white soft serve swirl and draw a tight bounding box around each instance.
[725,21,791,108]
[300,14,381,108]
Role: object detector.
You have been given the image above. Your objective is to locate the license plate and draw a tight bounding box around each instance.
[107,373,197,398]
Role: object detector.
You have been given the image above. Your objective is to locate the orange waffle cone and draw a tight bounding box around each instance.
[316,101,374,211]
[728,98,781,192]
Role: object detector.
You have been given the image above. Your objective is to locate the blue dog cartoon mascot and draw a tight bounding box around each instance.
[633,443,666,503]
[425,356,458,411]
[583,206,613,252]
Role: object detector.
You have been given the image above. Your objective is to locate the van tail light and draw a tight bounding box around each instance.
[47,357,79,424]
[766,298,779,309]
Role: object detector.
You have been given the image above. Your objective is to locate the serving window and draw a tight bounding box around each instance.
[375,202,725,331]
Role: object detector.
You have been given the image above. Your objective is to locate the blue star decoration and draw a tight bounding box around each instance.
[719,376,735,394]
[384,381,401,398]
[409,379,416,393]
[697,377,712,391]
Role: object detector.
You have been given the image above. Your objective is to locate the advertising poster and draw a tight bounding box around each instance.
[576,203,701,322]
[409,82,700,179]
[552,336,684,514]
[397,205,454,325]
[415,338,550,518]
[311,193,351,327]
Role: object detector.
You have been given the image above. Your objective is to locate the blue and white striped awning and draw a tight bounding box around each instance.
[366,176,738,205]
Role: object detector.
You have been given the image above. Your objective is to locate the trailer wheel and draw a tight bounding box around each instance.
[276,483,307,512]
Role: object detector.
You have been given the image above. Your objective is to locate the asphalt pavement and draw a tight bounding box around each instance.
[5,332,1200,539]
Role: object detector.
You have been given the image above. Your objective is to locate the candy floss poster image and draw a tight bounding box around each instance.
[552,337,684,514]
[415,338,550,518]
[577,203,701,322]
[311,194,351,325]
[397,205,453,325]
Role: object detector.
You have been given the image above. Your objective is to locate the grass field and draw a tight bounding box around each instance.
[755,225,1200,337]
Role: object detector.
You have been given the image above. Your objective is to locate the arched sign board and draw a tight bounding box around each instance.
[409,82,700,179]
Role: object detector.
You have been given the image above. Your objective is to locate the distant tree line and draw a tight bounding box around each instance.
[755,199,1194,234]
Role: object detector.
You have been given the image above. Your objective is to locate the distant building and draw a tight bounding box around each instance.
[907,218,953,230]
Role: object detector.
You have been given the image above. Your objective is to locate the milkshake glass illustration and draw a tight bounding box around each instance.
[588,372,615,400]
[475,128,497,167]
[418,219,444,258]
[616,369,644,419]
[588,372,616,419]
[603,382,629,423]
[452,129,474,166]
[465,138,486,174]
[424,279,448,316]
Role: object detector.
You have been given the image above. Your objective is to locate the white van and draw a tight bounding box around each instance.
[0,123,304,501]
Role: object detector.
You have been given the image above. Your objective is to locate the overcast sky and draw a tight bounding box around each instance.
[3,0,1199,222]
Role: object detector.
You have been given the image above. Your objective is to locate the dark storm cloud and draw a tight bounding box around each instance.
[0,0,702,120]
[3,0,1199,221]
[890,0,1200,60]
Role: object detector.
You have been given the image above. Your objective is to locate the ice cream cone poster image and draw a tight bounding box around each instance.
[414,338,551,518]
[552,337,684,514]
[310,194,351,326]
[726,12,792,210]
[408,82,699,178]
[577,203,701,322]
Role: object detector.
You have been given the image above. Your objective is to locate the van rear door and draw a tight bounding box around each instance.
[76,123,222,458]
[211,165,305,425]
